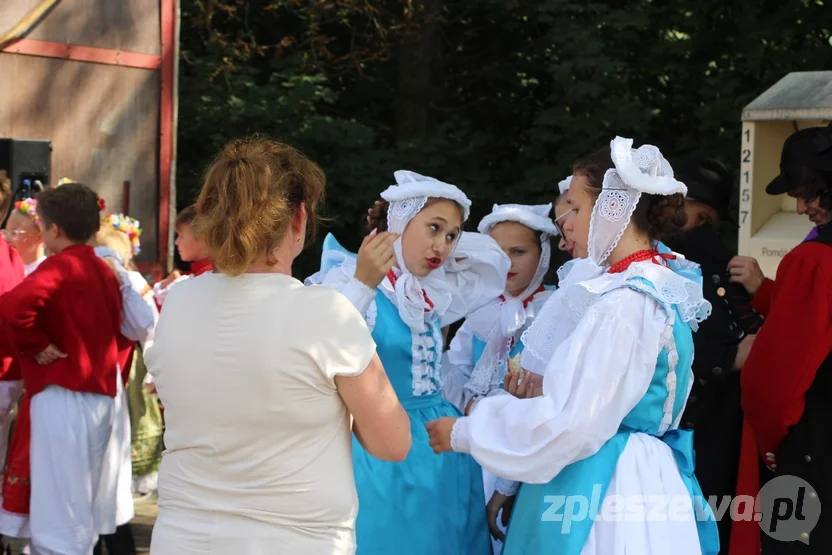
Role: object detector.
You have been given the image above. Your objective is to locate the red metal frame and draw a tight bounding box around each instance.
[0,38,161,69]
[158,0,176,277]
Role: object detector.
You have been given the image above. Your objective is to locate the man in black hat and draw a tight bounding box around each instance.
[662,155,763,554]
[730,122,832,555]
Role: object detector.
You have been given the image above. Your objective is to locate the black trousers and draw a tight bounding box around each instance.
[93,523,136,555]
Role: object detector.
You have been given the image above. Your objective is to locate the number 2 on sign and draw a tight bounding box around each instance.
[742,149,751,163]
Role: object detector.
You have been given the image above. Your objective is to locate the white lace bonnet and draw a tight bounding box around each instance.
[588,136,687,267]
[380,170,471,234]
[377,170,472,332]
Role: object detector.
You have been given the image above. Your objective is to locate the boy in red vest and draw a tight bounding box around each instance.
[152,204,213,307]
[0,183,131,555]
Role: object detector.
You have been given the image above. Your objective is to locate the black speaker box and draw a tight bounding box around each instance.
[0,138,52,196]
[0,138,52,225]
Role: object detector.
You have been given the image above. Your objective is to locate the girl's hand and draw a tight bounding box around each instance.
[504,370,543,399]
[354,230,399,289]
[426,417,458,454]
[487,491,516,541]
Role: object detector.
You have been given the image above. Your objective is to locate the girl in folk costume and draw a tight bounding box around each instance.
[442,202,558,553]
[444,203,558,413]
[428,137,721,555]
[94,214,161,553]
[4,198,46,276]
[306,170,510,555]
[98,214,163,496]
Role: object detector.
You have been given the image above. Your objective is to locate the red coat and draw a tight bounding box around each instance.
[729,242,832,554]
[0,236,25,381]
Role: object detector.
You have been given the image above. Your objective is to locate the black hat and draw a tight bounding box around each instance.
[766,122,832,196]
[672,156,735,223]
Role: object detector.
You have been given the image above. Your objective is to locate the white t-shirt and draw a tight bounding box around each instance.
[145,272,376,554]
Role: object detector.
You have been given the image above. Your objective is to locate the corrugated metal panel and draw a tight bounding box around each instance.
[742,71,832,121]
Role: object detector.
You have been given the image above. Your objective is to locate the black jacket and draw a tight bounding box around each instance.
[663,223,764,554]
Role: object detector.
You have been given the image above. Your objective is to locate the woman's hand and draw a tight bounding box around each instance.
[504,371,543,399]
[354,230,399,289]
[727,256,765,296]
[426,417,458,454]
[486,491,516,541]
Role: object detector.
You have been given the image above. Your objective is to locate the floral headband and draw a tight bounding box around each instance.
[102,213,142,255]
[14,198,40,226]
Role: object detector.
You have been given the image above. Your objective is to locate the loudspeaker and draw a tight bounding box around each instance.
[0,138,52,226]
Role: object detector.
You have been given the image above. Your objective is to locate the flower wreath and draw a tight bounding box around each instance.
[102,213,142,256]
[14,198,40,226]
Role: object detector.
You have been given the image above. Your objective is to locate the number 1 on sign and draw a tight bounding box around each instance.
[744,128,750,143]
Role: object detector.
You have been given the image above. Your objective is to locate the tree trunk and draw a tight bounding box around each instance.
[394,0,442,144]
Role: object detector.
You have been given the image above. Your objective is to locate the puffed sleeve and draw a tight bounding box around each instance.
[438,232,510,327]
[441,319,475,413]
[94,247,156,343]
[451,287,667,484]
[305,233,377,318]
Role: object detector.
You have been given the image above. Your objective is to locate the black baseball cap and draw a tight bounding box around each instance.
[672,156,736,224]
[766,122,832,196]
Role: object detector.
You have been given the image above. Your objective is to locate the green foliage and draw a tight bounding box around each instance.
[176,0,832,277]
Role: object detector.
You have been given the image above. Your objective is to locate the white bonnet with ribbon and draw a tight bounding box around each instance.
[477,203,559,238]
[377,170,472,333]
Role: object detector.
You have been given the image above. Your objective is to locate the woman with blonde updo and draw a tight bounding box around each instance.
[145,135,411,555]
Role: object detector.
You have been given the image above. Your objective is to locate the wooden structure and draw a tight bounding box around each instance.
[0,0,179,278]
[738,71,832,278]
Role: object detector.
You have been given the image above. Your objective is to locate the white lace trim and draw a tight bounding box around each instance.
[657,314,678,435]
[386,197,428,235]
[588,169,641,266]
[522,258,711,374]
[450,418,466,452]
[494,477,520,497]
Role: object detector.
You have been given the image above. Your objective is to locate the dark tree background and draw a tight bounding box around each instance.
[175,0,832,278]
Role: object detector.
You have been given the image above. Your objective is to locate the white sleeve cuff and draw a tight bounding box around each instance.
[337,277,377,316]
[450,417,471,453]
[494,477,520,496]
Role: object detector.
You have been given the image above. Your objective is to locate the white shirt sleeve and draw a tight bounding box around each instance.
[450,287,668,484]
[291,287,378,381]
[442,320,475,412]
[119,276,156,343]
[439,232,511,327]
